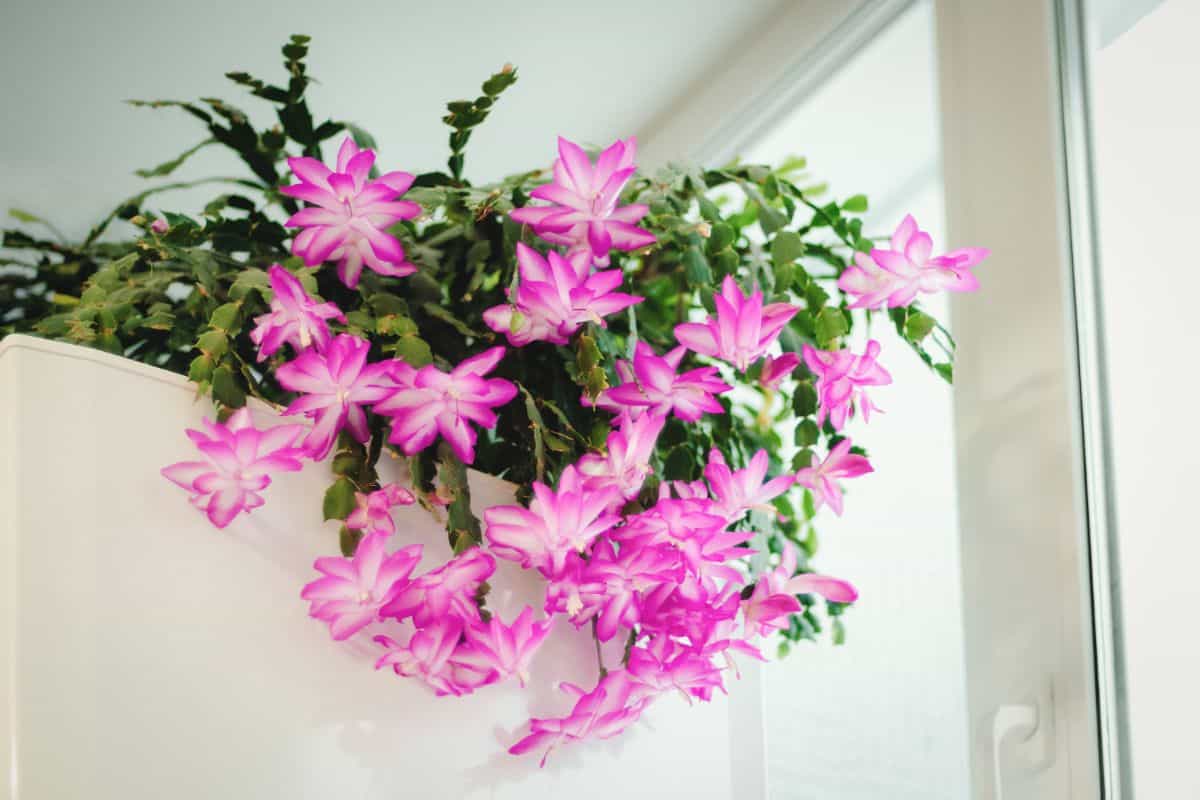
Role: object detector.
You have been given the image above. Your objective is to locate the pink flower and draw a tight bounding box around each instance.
[345,483,416,536]
[626,636,726,702]
[571,537,682,641]
[575,412,665,502]
[692,613,765,671]
[453,607,554,687]
[373,346,517,464]
[793,439,874,516]
[674,276,799,371]
[741,580,802,639]
[282,137,421,289]
[759,352,800,390]
[509,670,654,766]
[374,620,470,696]
[149,218,168,234]
[616,498,746,586]
[663,477,710,503]
[482,244,642,346]
[249,265,346,361]
[161,407,306,528]
[381,547,495,627]
[742,544,857,637]
[802,340,892,430]
[599,342,731,422]
[484,466,622,578]
[837,214,990,309]
[637,581,743,650]
[300,533,422,640]
[788,572,859,604]
[510,137,656,267]
[703,448,794,522]
[837,251,906,310]
[275,334,396,460]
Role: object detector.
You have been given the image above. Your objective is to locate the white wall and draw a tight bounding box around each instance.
[0,0,774,239]
[1091,2,1200,795]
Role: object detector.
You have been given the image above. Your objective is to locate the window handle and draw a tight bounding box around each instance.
[991,683,1056,800]
[992,704,1038,800]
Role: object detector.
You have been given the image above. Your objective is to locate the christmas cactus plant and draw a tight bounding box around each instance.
[0,36,986,763]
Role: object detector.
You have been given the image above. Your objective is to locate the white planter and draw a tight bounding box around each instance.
[0,334,765,799]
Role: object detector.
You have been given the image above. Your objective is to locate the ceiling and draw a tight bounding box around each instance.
[0,0,779,238]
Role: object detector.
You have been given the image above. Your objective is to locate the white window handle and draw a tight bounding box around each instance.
[992,704,1039,800]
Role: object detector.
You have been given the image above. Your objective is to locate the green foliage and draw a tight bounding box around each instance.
[0,36,958,653]
[442,64,519,181]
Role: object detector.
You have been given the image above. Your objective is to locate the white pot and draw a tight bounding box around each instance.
[0,334,765,799]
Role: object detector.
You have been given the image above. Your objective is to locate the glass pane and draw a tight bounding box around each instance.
[741,3,970,798]
[1086,1,1199,795]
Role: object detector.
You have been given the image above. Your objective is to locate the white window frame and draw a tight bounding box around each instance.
[639,1,1123,797]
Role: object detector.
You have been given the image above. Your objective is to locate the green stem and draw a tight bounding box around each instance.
[591,619,607,679]
[755,387,776,432]
[621,627,638,666]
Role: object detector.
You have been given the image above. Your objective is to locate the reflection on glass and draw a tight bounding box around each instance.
[740,3,970,798]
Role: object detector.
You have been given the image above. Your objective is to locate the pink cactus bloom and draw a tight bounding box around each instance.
[373,346,518,464]
[275,334,396,461]
[741,542,806,639]
[637,580,742,648]
[793,438,874,516]
[599,342,731,422]
[788,572,859,604]
[300,533,422,641]
[618,498,747,586]
[249,265,346,362]
[161,407,306,528]
[575,412,666,502]
[674,276,800,371]
[802,339,892,430]
[576,538,683,641]
[704,448,795,523]
[453,607,554,687]
[484,466,622,578]
[837,214,990,309]
[759,352,801,390]
[665,479,710,503]
[741,581,802,639]
[837,250,906,310]
[509,670,655,766]
[742,544,857,637]
[482,244,642,346]
[509,136,656,267]
[282,136,421,289]
[694,612,767,671]
[626,636,726,703]
[373,620,470,696]
[345,483,416,536]
[617,497,727,552]
[149,217,168,234]
[381,547,496,627]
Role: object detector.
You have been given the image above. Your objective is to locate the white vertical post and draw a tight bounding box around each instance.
[933,0,1102,797]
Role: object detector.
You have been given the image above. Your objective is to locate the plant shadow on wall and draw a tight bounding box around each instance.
[0,35,988,764]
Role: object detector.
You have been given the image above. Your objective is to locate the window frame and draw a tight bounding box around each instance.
[640,1,1120,797]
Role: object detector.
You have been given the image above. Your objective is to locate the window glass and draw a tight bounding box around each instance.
[741,4,971,798]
